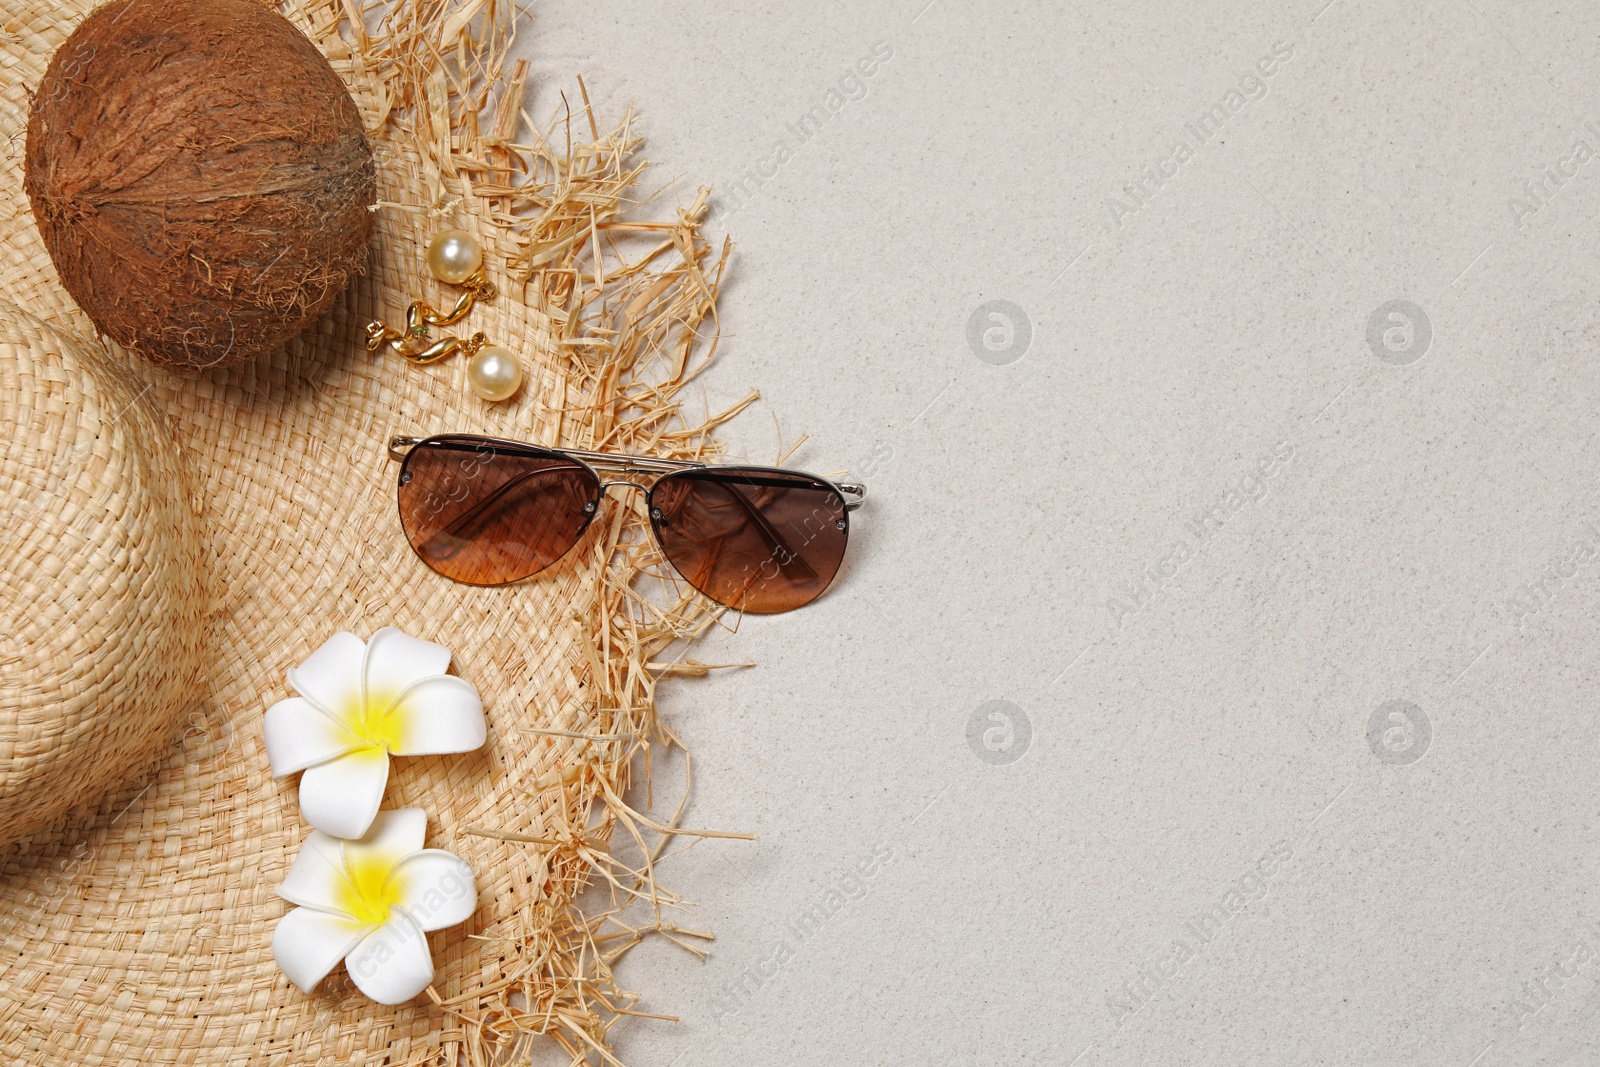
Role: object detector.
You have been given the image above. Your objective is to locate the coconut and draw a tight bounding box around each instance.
[22,0,376,370]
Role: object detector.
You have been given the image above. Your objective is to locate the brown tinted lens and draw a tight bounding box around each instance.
[649,468,848,613]
[397,437,600,585]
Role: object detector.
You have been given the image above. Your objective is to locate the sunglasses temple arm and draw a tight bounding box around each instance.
[423,465,586,552]
[837,481,866,512]
[716,487,823,584]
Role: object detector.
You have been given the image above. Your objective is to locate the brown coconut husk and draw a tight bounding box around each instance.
[24,0,378,371]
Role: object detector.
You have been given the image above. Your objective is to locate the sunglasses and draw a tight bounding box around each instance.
[388,435,865,614]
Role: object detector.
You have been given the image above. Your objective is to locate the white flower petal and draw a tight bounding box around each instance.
[297,748,390,840]
[276,830,355,913]
[272,906,371,993]
[264,697,360,777]
[363,628,452,712]
[287,631,367,721]
[345,808,429,865]
[344,910,435,1005]
[390,849,477,932]
[387,676,487,756]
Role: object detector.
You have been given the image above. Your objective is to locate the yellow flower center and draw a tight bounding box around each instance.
[344,688,403,753]
[338,849,405,927]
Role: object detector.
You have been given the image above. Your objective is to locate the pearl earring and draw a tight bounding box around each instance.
[365,228,525,403]
[426,228,483,284]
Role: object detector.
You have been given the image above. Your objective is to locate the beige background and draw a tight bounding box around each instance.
[518,3,1600,1064]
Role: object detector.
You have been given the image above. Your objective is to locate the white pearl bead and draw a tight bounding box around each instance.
[427,228,483,284]
[467,345,522,402]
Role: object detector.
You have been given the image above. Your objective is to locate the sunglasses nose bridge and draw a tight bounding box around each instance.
[597,479,652,500]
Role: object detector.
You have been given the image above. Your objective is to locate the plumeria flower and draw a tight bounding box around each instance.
[265,628,486,839]
[272,809,477,1004]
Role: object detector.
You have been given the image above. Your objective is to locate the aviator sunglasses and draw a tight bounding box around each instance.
[389,434,865,614]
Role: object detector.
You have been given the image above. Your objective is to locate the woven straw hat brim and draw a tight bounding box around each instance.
[0,0,729,1063]
[0,300,208,841]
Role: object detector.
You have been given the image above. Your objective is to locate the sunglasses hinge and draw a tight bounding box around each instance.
[388,435,425,461]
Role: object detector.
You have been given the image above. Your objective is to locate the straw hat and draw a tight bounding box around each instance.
[0,0,730,1061]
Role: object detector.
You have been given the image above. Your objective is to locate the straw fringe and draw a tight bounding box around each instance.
[0,0,733,1061]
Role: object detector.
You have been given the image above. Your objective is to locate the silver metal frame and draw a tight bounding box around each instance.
[387,435,867,510]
